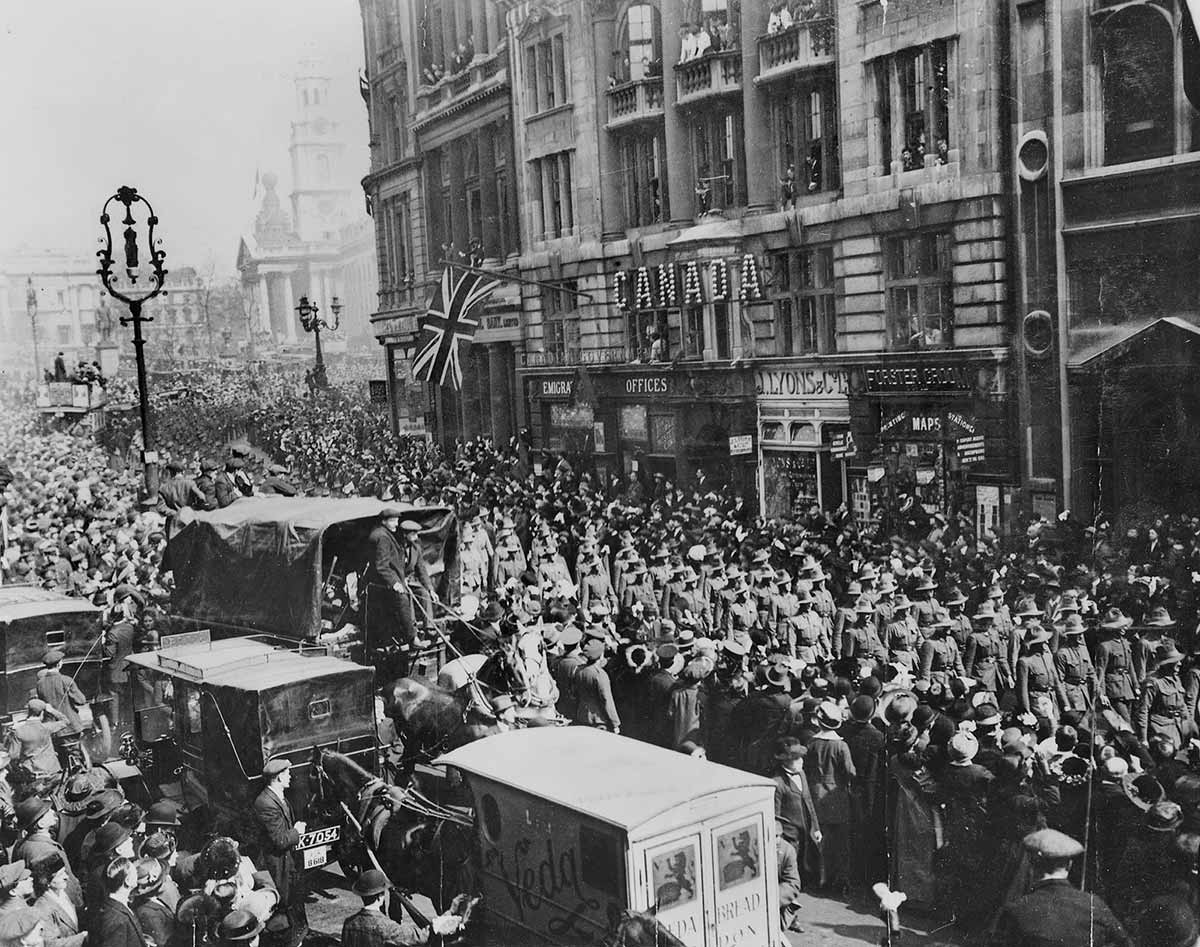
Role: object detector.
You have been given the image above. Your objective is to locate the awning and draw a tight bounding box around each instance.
[1067,316,1200,370]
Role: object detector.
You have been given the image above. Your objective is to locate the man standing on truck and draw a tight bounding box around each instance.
[363,510,433,650]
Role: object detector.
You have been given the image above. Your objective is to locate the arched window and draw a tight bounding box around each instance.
[1100,4,1175,165]
[317,154,331,183]
[618,3,662,81]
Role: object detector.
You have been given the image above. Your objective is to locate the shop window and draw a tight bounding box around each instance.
[621,131,669,228]
[650,412,677,452]
[693,110,747,213]
[620,403,650,442]
[1098,5,1176,165]
[874,40,951,173]
[772,75,839,197]
[772,246,836,355]
[618,3,662,81]
[886,232,952,350]
[789,422,816,444]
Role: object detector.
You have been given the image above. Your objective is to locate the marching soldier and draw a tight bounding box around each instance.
[964,600,1008,694]
[843,597,887,666]
[1017,622,1067,728]
[791,584,827,664]
[918,612,964,686]
[882,596,921,671]
[1055,614,1096,714]
[944,588,973,650]
[1134,642,1191,748]
[831,581,861,661]
[1095,608,1139,723]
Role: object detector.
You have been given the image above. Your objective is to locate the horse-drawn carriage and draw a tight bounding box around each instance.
[124,634,377,871]
[312,726,783,947]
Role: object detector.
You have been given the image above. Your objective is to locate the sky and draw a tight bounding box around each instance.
[0,0,369,277]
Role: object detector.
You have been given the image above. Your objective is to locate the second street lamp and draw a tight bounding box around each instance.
[295,293,341,389]
[25,277,40,382]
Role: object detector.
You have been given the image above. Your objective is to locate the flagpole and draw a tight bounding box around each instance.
[441,259,598,303]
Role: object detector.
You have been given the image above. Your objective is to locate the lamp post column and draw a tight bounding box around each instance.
[313,323,326,386]
[129,299,158,497]
[26,279,40,380]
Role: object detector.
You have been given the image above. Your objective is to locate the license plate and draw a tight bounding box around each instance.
[298,826,340,849]
[303,845,329,870]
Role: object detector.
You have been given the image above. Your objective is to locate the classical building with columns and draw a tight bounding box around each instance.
[360,0,522,446]
[237,63,377,360]
[507,0,1016,529]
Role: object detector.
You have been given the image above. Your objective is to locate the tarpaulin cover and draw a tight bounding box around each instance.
[166,497,458,640]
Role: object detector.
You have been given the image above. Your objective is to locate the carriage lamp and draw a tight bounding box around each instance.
[96,185,169,498]
[295,294,342,389]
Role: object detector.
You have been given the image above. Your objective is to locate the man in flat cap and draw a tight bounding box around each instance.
[988,828,1131,947]
[36,651,89,745]
[259,464,299,498]
[252,758,306,946]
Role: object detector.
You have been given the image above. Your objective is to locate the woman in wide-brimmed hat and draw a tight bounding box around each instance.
[804,702,856,892]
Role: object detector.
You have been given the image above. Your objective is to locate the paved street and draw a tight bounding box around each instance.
[302,863,961,946]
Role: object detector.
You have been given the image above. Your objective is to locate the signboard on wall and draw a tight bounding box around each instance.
[830,432,856,459]
[593,422,606,453]
[976,485,1001,535]
[957,435,986,464]
[728,435,753,456]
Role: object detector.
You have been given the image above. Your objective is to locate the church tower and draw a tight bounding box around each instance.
[289,59,354,244]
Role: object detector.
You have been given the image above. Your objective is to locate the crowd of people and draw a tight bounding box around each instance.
[8,366,1200,945]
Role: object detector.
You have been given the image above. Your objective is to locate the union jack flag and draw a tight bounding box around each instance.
[412,266,501,389]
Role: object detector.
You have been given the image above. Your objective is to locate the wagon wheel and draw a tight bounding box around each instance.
[82,713,115,765]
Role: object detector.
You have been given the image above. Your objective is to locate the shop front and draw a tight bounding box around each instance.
[845,354,1014,533]
[755,362,853,520]
[523,365,757,493]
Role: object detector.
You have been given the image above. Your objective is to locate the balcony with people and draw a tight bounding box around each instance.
[414,0,507,123]
[606,3,666,131]
[673,4,742,108]
[757,0,835,83]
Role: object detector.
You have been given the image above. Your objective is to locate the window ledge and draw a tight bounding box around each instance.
[1064,150,1200,184]
[525,102,574,123]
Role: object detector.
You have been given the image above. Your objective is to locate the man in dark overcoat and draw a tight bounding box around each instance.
[252,758,306,946]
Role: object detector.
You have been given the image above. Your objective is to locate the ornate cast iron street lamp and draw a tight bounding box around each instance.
[25,277,40,380]
[96,185,168,497]
[295,293,341,389]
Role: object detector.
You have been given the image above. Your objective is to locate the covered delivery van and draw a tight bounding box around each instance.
[439,728,782,947]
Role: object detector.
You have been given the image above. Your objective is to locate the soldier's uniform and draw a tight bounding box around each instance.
[1055,620,1096,712]
[964,623,1006,693]
[791,597,827,664]
[918,628,964,686]
[1095,619,1138,723]
[1017,633,1066,727]
[883,615,920,670]
[1134,645,1190,747]
[843,602,888,665]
